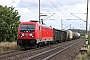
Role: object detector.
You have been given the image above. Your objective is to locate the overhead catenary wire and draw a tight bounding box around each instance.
[56,0,68,12]
[11,0,38,13]
[26,0,59,23]
[12,0,85,21]
[63,25,71,30]
[40,2,51,14]
[26,0,38,7]
[49,0,67,18]
[26,0,58,20]
[25,0,66,20]
[40,1,67,28]
[70,13,86,22]
[40,2,58,19]
[26,0,59,19]
[56,0,85,21]
[26,0,47,12]
[44,13,55,20]
[13,0,85,29]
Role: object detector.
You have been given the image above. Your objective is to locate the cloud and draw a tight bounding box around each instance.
[59,0,86,5]
[0,0,89,30]
[17,0,38,8]
[16,8,38,22]
[16,0,89,30]
[39,3,88,30]
[0,0,20,7]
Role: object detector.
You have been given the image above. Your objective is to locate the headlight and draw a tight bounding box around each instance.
[30,34,33,36]
[29,34,34,37]
[20,34,24,37]
[22,34,24,36]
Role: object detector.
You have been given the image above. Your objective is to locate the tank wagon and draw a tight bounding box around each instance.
[65,30,73,40]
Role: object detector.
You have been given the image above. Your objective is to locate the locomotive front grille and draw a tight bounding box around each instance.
[18,39,36,46]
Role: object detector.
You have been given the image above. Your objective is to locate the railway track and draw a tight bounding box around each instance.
[0,50,18,56]
[23,39,83,60]
[0,39,84,60]
[0,46,49,60]
[0,46,61,60]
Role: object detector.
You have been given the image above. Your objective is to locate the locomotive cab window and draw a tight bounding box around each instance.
[20,24,35,32]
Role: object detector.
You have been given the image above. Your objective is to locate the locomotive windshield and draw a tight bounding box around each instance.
[20,24,35,32]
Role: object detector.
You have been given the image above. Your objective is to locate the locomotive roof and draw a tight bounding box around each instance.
[53,28,62,31]
[29,20,38,22]
[20,21,38,24]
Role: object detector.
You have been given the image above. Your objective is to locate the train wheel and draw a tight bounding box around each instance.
[58,40,61,43]
[48,41,51,46]
[20,46,25,50]
[64,39,66,42]
[37,43,40,48]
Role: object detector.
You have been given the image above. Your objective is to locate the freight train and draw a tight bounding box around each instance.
[17,20,80,49]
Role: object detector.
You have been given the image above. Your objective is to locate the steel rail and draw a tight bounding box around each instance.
[23,40,81,60]
[42,40,81,60]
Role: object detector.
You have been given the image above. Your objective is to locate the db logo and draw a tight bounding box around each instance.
[26,34,28,36]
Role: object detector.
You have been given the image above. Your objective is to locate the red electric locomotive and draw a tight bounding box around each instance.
[17,20,53,48]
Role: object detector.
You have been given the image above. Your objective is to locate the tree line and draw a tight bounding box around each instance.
[0,5,20,42]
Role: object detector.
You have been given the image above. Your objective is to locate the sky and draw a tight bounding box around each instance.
[0,0,90,30]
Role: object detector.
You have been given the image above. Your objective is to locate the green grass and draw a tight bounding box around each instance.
[87,45,90,60]
[0,42,20,52]
[88,34,90,45]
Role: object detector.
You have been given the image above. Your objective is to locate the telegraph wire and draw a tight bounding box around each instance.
[11,0,38,13]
